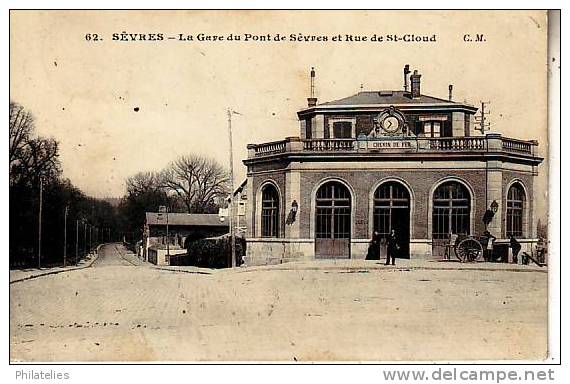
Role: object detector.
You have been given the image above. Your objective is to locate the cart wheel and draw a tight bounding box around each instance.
[455,238,484,262]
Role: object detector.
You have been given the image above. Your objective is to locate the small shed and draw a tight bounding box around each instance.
[143,212,229,264]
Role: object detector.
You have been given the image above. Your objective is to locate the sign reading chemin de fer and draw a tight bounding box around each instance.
[357,137,418,151]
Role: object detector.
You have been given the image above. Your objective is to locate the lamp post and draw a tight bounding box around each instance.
[490,200,499,214]
[483,200,500,231]
[158,205,169,261]
[166,206,169,260]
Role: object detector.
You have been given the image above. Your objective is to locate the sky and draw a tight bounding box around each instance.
[10,10,549,218]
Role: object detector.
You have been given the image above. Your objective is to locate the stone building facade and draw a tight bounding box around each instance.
[243,67,543,265]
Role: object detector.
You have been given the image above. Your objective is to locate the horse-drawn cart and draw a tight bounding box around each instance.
[444,234,487,262]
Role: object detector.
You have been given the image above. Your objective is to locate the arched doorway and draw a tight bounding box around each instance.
[431,181,471,257]
[315,181,351,258]
[373,181,411,258]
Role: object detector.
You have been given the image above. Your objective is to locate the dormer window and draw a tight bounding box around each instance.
[328,117,356,139]
[333,122,352,138]
[423,121,441,138]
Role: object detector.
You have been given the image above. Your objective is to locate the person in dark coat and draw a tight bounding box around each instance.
[385,229,399,266]
[366,231,381,260]
[482,230,497,261]
[510,236,521,264]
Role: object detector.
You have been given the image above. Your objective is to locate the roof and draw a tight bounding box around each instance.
[145,212,228,227]
[319,91,459,106]
[233,179,247,196]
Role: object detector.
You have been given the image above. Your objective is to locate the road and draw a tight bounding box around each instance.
[91,243,142,267]
[10,244,548,362]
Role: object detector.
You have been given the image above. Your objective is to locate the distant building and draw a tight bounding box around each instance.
[142,212,228,265]
[243,66,543,265]
[219,179,248,237]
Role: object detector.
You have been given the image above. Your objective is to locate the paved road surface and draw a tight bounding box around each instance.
[10,244,548,362]
[91,243,142,267]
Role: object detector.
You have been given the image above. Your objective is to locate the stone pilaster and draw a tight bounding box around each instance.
[314,114,324,138]
[452,112,465,137]
[284,170,301,239]
[245,175,254,237]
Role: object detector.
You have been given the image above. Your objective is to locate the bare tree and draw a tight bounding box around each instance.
[9,101,60,186]
[10,101,34,169]
[159,155,229,213]
[126,171,162,196]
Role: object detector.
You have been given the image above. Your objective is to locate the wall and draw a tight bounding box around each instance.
[309,111,464,138]
[296,167,487,240]
[147,247,186,266]
[249,170,287,238]
[501,169,536,238]
[247,158,538,263]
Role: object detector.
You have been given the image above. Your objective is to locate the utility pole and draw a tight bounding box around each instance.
[63,205,68,267]
[227,108,238,268]
[166,206,170,260]
[75,219,79,265]
[475,101,491,134]
[37,176,43,269]
[84,222,87,257]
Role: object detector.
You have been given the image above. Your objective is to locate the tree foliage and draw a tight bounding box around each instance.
[9,101,118,268]
[118,155,230,245]
[118,171,171,242]
[9,101,60,187]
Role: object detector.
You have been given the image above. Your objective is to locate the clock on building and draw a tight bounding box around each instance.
[377,107,406,135]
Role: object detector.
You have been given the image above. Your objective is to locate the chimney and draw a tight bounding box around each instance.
[448,84,453,101]
[410,70,421,98]
[403,64,410,92]
[307,67,317,107]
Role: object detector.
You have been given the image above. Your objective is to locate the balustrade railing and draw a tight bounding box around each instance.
[253,140,287,157]
[251,136,535,157]
[502,138,532,154]
[302,139,355,151]
[427,137,487,151]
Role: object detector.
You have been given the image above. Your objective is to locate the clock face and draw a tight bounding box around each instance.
[381,115,401,133]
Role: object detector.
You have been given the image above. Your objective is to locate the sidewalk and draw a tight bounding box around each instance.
[238,258,547,274]
[9,246,101,284]
[152,257,547,275]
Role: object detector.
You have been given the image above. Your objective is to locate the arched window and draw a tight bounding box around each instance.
[261,184,279,237]
[506,183,525,237]
[432,181,471,239]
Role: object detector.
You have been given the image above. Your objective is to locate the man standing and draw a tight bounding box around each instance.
[385,229,399,266]
[510,236,521,264]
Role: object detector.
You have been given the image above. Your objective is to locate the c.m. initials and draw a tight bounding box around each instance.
[463,33,486,42]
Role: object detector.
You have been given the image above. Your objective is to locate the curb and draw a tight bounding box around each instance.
[9,243,105,284]
[236,263,547,274]
[150,266,213,275]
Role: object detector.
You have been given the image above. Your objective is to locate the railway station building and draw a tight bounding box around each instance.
[242,67,543,265]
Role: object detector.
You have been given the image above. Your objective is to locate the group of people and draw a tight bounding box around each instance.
[481,230,522,262]
[366,229,400,265]
[366,228,523,264]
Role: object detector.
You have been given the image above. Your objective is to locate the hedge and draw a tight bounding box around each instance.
[186,236,246,268]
